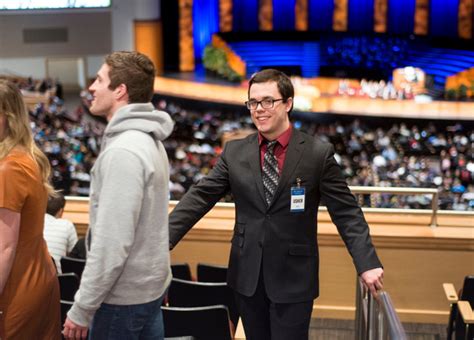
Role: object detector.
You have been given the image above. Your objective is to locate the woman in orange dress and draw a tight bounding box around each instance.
[0,79,61,339]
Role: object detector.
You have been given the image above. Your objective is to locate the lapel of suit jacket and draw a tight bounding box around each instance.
[270,129,306,207]
[247,133,266,205]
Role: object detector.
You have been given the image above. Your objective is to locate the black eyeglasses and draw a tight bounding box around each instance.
[245,98,283,110]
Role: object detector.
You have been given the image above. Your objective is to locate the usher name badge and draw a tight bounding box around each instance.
[290,178,305,213]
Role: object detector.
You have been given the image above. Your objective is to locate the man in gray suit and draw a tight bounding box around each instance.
[169,69,383,340]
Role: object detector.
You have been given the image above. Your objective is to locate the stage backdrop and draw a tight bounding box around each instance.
[173,0,473,71]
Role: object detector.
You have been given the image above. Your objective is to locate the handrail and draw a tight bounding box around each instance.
[67,186,443,227]
[355,277,407,339]
[457,300,474,339]
[380,293,407,339]
[348,186,439,228]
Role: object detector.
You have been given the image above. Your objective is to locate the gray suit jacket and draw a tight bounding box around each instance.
[169,129,382,303]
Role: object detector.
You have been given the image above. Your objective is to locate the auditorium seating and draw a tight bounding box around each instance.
[21,80,472,211]
[167,278,239,328]
[171,262,192,281]
[60,300,74,327]
[227,40,320,77]
[60,256,86,281]
[224,35,474,90]
[197,263,228,283]
[58,273,80,301]
[456,300,474,340]
[161,305,233,340]
[443,275,474,339]
[404,48,474,89]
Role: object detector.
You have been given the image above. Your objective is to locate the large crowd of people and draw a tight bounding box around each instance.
[299,118,473,210]
[29,91,104,196]
[161,99,473,211]
[13,81,474,211]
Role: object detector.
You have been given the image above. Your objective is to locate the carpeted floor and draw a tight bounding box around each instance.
[309,318,446,340]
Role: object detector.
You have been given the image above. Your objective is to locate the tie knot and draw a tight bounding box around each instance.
[266,140,277,153]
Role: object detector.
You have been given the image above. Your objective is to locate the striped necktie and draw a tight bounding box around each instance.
[262,140,279,206]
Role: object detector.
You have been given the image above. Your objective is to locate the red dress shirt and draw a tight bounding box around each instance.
[258,126,293,175]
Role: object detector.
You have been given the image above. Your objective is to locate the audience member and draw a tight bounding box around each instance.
[68,237,87,260]
[44,193,78,273]
[63,51,174,340]
[0,79,61,339]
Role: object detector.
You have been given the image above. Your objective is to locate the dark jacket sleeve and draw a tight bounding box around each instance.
[319,144,382,274]
[169,144,231,249]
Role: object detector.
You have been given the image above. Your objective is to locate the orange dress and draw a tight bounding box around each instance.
[0,149,61,340]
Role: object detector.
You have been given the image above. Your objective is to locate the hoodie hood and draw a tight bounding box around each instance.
[105,103,174,142]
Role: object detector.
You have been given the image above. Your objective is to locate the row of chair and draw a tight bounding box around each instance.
[443,275,474,340]
[58,260,237,339]
[60,256,86,279]
[167,277,238,328]
[171,262,227,283]
[59,301,233,340]
[167,263,237,338]
[162,305,233,339]
[59,258,228,284]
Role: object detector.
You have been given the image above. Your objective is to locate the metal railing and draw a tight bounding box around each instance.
[355,277,407,340]
[70,186,445,228]
[349,186,439,227]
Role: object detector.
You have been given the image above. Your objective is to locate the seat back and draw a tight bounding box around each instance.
[60,256,86,280]
[58,273,80,301]
[171,263,192,281]
[167,278,239,327]
[162,305,232,340]
[60,300,74,327]
[454,275,474,339]
[460,275,474,307]
[197,263,227,283]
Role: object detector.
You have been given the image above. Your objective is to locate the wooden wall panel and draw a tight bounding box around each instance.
[295,0,308,31]
[166,207,474,324]
[333,0,348,31]
[414,0,429,35]
[219,0,233,32]
[458,0,473,39]
[259,0,273,31]
[179,0,194,71]
[374,0,388,33]
[134,20,163,75]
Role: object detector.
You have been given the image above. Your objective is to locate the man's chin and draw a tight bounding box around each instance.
[256,125,270,134]
[89,107,102,116]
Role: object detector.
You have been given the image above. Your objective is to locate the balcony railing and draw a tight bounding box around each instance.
[355,277,407,340]
[348,186,439,227]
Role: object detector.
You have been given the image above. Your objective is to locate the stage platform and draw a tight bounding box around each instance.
[154,75,474,121]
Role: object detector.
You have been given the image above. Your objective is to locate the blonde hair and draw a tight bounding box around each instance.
[0,79,54,195]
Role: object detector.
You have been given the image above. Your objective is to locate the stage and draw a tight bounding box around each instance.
[154,75,474,121]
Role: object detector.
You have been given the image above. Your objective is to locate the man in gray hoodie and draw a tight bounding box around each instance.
[63,51,174,340]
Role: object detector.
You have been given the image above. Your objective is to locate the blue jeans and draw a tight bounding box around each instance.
[89,294,165,340]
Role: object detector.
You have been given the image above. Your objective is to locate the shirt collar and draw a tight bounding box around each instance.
[258,125,293,148]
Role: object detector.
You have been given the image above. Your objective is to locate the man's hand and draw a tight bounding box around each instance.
[63,317,88,340]
[360,267,384,296]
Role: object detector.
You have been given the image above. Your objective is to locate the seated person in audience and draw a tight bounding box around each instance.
[68,237,87,260]
[44,193,78,273]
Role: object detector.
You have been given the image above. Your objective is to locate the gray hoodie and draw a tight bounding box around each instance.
[68,103,174,326]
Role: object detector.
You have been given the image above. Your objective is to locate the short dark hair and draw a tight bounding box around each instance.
[248,69,294,113]
[105,51,156,103]
[47,193,66,216]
